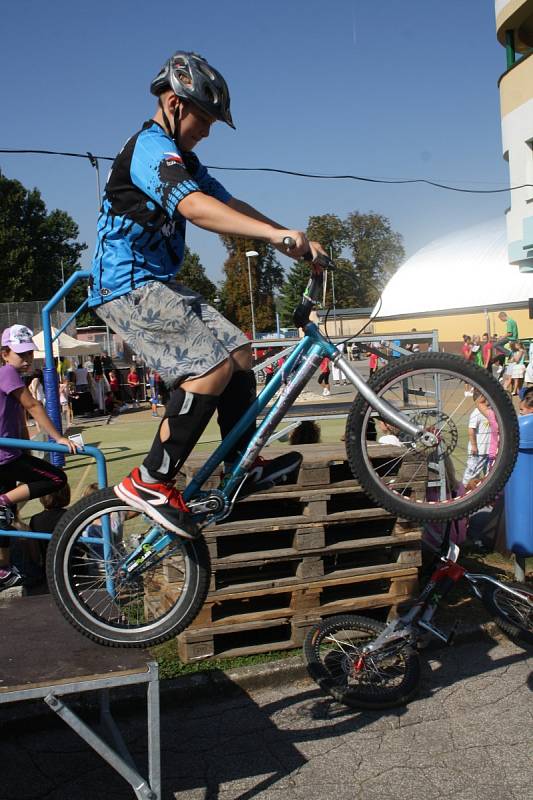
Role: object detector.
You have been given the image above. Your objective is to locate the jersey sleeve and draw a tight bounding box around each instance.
[193,161,232,203]
[130,129,201,219]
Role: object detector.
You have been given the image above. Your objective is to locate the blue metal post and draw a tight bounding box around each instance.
[41,270,91,466]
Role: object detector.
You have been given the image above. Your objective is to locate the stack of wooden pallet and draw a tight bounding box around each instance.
[173,443,422,662]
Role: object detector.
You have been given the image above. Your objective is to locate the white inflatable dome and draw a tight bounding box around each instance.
[376,218,533,318]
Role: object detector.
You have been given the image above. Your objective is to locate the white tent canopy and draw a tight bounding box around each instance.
[376,218,533,318]
[33,327,102,359]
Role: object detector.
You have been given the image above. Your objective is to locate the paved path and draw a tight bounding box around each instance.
[1,637,532,799]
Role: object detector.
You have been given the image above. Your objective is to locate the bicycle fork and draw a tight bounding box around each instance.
[364,559,467,655]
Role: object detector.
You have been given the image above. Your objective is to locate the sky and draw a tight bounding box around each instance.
[0,0,510,287]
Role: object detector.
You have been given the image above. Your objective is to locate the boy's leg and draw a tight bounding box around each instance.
[116,358,233,534]
[216,345,302,491]
[102,281,301,531]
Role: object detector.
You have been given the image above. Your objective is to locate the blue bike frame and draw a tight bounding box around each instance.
[183,321,421,511]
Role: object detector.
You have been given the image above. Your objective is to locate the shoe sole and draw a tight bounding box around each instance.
[245,454,303,493]
[0,576,23,590]
[114,484,198,540]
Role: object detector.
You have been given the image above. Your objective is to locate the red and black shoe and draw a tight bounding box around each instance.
[114,467,198,539]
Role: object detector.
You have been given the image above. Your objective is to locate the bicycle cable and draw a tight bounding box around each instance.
[319,261,384,349]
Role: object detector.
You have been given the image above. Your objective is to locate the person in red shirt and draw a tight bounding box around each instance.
[109,369,121,399]
[461,335,473,361]
[481,333,493,372]
[127,365,141,407]
[369,351,379,376]
[318,357,331,396]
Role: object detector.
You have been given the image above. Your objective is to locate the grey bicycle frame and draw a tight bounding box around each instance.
[362,553,532,654]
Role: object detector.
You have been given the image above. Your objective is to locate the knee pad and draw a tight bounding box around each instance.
[143,388,218,482]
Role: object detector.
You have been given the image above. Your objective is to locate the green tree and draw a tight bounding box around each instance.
[278,213,351,321]
[219,237,284,334]
[278,260,310,326]
[0,171,87,308]
[177,246,217,302]
[343,211,405,306]
[307,213,347,259]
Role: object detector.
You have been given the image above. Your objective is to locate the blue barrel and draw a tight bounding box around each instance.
[504,414,533,556]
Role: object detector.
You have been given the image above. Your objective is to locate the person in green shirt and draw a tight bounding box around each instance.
[495,311,519,355]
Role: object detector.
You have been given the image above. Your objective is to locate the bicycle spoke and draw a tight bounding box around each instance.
[63,506,192,630]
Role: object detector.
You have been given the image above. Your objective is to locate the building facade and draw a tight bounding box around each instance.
[495,0,533,271]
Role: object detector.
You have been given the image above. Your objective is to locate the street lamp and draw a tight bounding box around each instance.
[245,250,259,340]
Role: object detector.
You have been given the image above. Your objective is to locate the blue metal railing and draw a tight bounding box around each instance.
[0,438,108,543]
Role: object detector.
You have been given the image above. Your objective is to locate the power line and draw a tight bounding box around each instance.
[0,147,531,195]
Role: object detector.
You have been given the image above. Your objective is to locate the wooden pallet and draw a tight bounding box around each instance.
[176,568,418,661]
[186,567,418,628]
[177,442,423,491]
[177,617,310,662]
[169,443,425,662]
[209,532,420,592]
[205,513,420,560]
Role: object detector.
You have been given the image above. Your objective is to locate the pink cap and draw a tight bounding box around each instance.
[1,325,36,353]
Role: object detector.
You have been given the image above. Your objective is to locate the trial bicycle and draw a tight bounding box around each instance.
[46,242,520,647]
[303,526,533,709]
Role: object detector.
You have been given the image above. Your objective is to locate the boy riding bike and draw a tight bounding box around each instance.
[89,51,327,538]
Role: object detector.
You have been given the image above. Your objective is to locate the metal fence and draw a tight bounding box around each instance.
[0,301,74,336]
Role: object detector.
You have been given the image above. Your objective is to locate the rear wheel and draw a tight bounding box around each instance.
[46,488,210,647]
[480,581,533,645]
[303,615,420,709]
[345,353,518,521]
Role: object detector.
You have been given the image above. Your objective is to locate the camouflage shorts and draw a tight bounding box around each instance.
[96,280,249,383]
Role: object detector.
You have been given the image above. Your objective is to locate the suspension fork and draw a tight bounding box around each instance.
[334,354,422,437]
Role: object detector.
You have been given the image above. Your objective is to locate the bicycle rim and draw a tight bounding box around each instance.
[304,615,420,708]
[56,500,202,640]
[347,353,518,521]
[489,584,533,642]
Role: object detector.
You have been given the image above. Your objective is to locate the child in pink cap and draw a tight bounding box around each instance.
[0,325,78,590]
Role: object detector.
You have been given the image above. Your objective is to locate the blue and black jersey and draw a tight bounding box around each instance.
[89,120,231,307]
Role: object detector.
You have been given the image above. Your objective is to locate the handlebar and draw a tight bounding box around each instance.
[282,237,334,329]
[282,237,335,271]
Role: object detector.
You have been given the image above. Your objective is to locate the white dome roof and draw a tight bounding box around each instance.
[376,218,533,318]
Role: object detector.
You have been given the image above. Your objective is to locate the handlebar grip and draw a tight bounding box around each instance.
[282,236,334,270]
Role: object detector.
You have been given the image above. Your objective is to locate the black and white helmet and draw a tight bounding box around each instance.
[150,51,235,129]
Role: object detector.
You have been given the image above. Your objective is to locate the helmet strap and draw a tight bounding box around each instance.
[158,97,181,149]
[172,105,182,150]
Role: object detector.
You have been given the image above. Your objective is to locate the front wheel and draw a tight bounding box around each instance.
[480,581,533,645]
[46,488,211,647]
[303,615,420,709]
[345,353,518,521]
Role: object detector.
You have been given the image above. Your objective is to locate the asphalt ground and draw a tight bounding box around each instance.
[1,634,532,800]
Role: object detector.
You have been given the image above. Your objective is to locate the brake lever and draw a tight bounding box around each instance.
[282,236,335,270]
